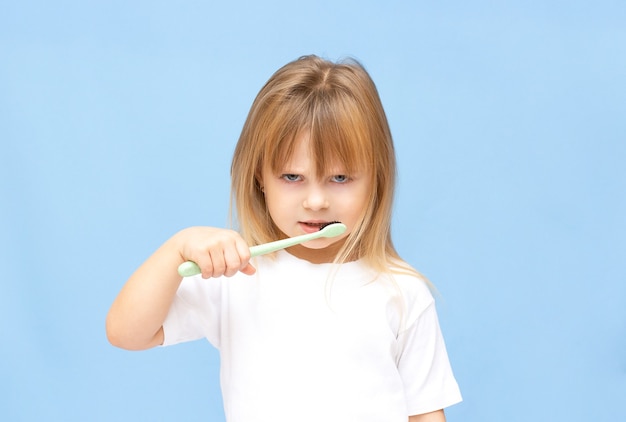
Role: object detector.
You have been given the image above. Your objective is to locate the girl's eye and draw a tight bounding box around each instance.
[331,175,349,183]
[282,174,301,182]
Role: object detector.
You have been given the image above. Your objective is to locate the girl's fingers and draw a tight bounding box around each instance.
[195,256,214,279]
[208,248,227,278]
[222,244,244,277]
[234,238,255,275]
[178,228,254,279]
[240,262,257,275]
[204,237,253,278]
[223,237,255,277]
[235,238,251,268]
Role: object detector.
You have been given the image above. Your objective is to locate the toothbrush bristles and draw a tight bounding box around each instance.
[319,221,341,230]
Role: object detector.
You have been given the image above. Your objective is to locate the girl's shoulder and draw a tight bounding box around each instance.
[383,262,436,315]
[388,270,433,298]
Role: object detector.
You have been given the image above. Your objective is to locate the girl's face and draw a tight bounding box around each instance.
[260,132,372,263]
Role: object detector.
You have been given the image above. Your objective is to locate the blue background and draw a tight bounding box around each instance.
[1,1,624,420]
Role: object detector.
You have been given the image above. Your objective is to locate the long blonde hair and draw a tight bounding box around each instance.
[231,55,418,277]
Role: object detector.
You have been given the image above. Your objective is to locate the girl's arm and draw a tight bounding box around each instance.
[409,409,446,422]
[106,227,254,351]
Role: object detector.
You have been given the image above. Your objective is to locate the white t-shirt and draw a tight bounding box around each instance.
[163,251,461,421]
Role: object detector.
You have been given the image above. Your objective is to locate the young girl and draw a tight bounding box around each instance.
[106,55,462,421]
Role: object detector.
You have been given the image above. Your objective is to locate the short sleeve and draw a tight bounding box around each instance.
[397,301,462,415]
[162,275,222,348]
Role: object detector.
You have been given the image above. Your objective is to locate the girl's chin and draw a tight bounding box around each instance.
[285,237,347,263]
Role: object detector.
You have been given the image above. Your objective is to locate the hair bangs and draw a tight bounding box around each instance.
[309,94,374,179]
[262,90,375,180]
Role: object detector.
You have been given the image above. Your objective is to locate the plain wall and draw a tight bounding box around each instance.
[1,1,624,420]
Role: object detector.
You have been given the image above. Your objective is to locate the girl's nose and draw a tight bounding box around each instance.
[303,185,329,210]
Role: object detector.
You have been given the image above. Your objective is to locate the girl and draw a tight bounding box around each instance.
[106,55,462,421]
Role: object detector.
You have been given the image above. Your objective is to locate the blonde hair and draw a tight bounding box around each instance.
[231,55,419,278]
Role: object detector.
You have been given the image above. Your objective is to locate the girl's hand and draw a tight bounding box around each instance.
[175,227,256,279]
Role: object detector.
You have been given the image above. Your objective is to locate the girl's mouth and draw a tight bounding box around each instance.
[300,221,341,232]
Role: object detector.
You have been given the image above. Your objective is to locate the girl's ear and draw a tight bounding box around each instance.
[256,163,270,192]
[255,173,264,193]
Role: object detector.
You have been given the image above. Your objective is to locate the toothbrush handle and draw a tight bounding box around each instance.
[177,231,321,277]
[177,261,204,277]
[249,231,320,256]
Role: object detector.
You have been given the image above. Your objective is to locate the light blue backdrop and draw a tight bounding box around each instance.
[1,1,624,421]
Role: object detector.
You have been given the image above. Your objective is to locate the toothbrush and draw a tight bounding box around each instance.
[177,222,347,277]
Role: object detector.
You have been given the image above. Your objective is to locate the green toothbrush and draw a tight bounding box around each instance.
[177,222,347,277]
